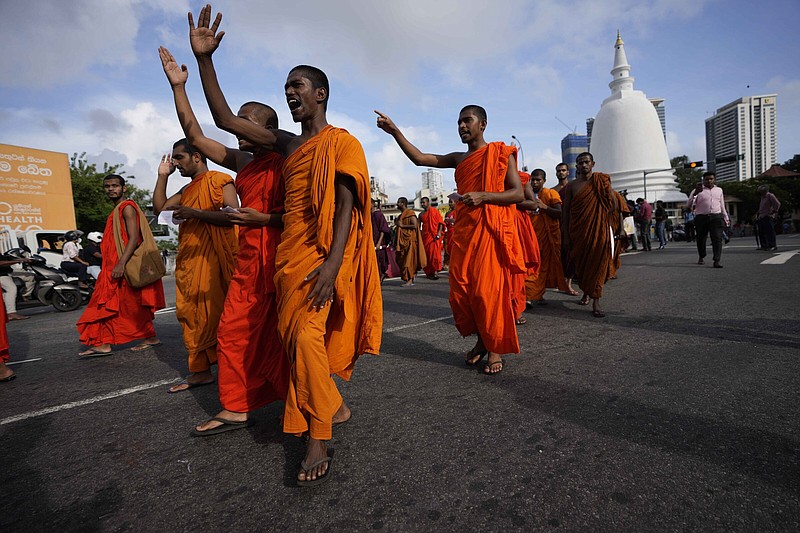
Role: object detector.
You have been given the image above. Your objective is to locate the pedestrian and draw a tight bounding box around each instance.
[371,199,392,283]
[756,185,781,251]
[683,207,695,242]
[635,197,653,251]
[686,172,730,268]
[654,200,667,249]
[82,231,103,280]
[193,5,382,485]
[554,163,578,294]
[419,196,445,280]
[0,253,33,321]
[377,105,525,375]
[394,196,426,287]
[76,174,165,356]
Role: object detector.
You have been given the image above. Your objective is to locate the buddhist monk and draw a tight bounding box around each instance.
[608,191,631,280]
[153,138,239,392]
[159,46,288,435]
[0,302,14,382]
[524,169,569,305]
[443,199,456,269]
[511,170,540,324]
[76,174,165,357]
[562,152,624,318]
[191,5,382,485]
[371,199,392,283]
[376,105,524,375]
[419,196,445,280]
[394,196,426,286]
[553,162,578,296]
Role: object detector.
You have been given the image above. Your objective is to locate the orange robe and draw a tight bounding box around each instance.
[443,209,456,265]
[395,208,426,282]
[608,191,630,279]
[420,207,445,276]
[77,200,166,345]
[0,300,8,363]
[276,125,382,440]
[216,154,289,413]
[512,171,541,317]
[525,187,568,300]
[451,143,525,354]
[175,171,238,373]
[568,172,616,299]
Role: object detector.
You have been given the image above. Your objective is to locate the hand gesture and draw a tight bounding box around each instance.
[462,192,488,207]
[374,110,398,135]
[226,207,264,226]
[158,154,176,177]
[189,4,225,58]
[159,46,188,87]
[173,205,197,220]
[305,260,340,310]
[111,261,125,279]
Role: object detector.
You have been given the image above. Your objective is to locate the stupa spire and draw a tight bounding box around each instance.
[609,31,634,93]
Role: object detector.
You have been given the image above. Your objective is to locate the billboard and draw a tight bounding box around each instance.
[0,144,75,231]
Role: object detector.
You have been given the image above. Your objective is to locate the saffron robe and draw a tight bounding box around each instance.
[451,143,525,354]
[568,172,616,299]
[420,207,445,276]
[443,209,456,263]
[558,186,577,279]
[276,125,382,440]
[175,171,238,373]
[77,200,166,346]
[395,208,426,282]
[525,187,568,300]
[511,171,541,316]
[0,301,8,363]
[216,154,289,413]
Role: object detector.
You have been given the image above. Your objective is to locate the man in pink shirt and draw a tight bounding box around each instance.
[686,172,730,268]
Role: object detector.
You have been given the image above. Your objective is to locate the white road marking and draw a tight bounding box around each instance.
[155,307,176,315]
[384,315,452,333]
[761,249,799,265]
[6,358,42,366]
[0,377,181,426]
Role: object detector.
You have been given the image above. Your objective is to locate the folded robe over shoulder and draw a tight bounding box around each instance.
[77,199,166,346]
[175,171,238,372]
[451,142,525,354]
[420,207,445,276]
[568,172,616,299]
[216,153,289,413]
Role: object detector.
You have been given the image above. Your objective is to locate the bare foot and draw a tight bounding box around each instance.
[130,337,162,352]
[0,362,15,381]
[332,401,351,426]
[195,409,247,432]
[78,344,112,356]
[297,438,330,483]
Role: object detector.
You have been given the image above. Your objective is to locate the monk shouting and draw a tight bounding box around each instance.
[377,106,524,375]
[191,4,382,485]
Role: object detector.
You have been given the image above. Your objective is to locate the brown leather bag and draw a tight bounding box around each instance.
[111,202,166,288]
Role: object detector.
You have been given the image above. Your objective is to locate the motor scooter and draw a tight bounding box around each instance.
[3,247,83,312]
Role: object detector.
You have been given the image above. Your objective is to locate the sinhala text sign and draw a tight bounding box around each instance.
[0,144,75,231]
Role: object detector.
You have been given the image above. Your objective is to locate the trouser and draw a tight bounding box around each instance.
[1,275,18,314]
[685,221,695,241]
[695,214,724,263]
[639,221,652,250]
[757,217,777,249]
[656,221,667,246]
[87,265,101,280]
[61,261,87,282]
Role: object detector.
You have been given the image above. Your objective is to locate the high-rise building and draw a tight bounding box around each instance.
[648,98,666,140]
[705,94,778,182]
[370,176,389,205]
[586,117,595,147]
[421,168,444,196]
[560,134,589,180]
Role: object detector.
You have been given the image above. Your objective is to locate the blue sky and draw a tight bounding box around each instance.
[1,0,798,200]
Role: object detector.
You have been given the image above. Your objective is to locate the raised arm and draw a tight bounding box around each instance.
[153,154,182,215]
[190,5,291,152]
[375,110,460,169]
[462,154,524,207]
[159,46,247,172]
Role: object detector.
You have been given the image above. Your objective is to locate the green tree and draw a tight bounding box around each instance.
[70,153,152,233]
[671,155,703,195]
[782,154,800,174]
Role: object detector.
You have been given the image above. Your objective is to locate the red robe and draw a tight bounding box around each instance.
[420,207,445,276]
[216,153,290,413]
[77,200,166,346]
[0,300,8,363]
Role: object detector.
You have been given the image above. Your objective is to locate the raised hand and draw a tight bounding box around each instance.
[374,110,398,135]
[159,46,188,87]
[158,153,176,177]
[188,4,225,57]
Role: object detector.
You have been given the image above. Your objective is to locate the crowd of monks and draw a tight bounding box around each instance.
[2,4,630,486]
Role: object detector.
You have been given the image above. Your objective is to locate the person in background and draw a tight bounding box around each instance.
[83,231,103,280]
[654,200,667,250]
[687,172,729,268]
[756,185,781,251]
[60,230,90,288]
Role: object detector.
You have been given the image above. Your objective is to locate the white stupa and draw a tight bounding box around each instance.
[589,32,686,203]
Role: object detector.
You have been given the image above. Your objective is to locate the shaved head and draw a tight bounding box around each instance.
[289,65,329,109]
[239,101,279,129]
[460,104,487,122]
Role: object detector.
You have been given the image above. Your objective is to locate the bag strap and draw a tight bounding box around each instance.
[111,204,125,260]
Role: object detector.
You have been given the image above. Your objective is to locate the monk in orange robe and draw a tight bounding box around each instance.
[0,299,13,382]
[562,152,624,318]
[193,6,381,485]
[153,138,239,392]
[160,45,289,434]
[443,199,456,269]
[510,170,541,323]
[377,105,524,375]
[524,168,569,304]
[77,175,165,356]
[419,196,445,280]
[395,196,426,286]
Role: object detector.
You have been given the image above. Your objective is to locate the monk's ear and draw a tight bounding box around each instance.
[479,119,487,131]
[316,86,327,105]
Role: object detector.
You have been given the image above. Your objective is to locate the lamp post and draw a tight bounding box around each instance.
[511,135,526,171]
[642,167,674,201]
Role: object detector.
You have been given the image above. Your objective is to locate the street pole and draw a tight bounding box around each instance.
[511,135,526,171]
[642,167,674,202]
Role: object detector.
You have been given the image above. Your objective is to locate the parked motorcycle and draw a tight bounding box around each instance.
[3,247,84,312]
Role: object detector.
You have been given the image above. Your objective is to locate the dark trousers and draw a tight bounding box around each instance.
[695,214,724,263]
[757,217,777,249]
[61,261,87,282]
[639,221,652,250]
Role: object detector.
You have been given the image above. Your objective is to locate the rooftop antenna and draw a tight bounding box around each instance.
[555,116,577,135]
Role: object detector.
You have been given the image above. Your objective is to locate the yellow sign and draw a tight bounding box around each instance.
[0,144,75,232]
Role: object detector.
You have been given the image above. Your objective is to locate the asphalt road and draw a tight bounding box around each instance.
[1,235,799,532]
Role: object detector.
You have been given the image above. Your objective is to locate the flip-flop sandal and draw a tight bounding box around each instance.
[592,310,606,318]
[78,348,114,358]
[578,296,590,306]
[168,379,215,394]
[130,342,163,352]
[190,417,253,437]
[464,348,487,366]
[297,455,333,487]
[484,359,505,375]
[515,317,527,325]
[0,372,17,382]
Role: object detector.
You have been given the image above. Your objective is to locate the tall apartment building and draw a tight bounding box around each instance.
[561,134,589,180]
[648,98,666,140]
[705,94,777,182]
[421,168,444,196]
